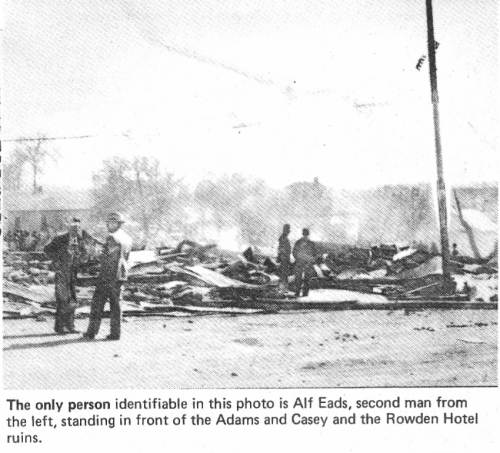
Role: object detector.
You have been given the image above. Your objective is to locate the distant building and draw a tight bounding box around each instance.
[3,188,93,233]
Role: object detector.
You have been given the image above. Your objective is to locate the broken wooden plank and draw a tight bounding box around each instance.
[3,280,55,303]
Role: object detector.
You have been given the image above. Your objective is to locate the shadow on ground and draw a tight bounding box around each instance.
[4,332,63,340]
[3,335,105,351]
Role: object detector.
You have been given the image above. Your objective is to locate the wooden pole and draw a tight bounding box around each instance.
[425,0,451,281]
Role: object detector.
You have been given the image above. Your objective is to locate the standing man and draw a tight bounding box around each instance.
[28,231,40,251]
[84,212,132,341]
[277,224,292,292]
[5,230,14,251]
[292,228,317,297]
[44,218,93,334]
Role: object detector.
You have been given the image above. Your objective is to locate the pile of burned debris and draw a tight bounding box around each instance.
[313,243,497,301]
[3,239,497,319]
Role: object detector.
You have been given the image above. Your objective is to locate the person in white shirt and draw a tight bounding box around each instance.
[83,212,132,341]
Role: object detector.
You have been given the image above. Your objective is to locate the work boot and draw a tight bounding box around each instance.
[82,333,94,341]
[105,335,120,341]
[66,329,80,334]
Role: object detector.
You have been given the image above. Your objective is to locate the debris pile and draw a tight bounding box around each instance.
[3,252,55,285]
[312,244,497,302]
[3,238,497,319]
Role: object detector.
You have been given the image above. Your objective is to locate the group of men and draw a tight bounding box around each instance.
[43,212,132,341]
[277,224,317,297]
[43,215,317,340]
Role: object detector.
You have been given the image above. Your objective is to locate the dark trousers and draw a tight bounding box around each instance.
[86,280,123,338]
[294,260,314,297]
[279,260,291,290]
[54,271,76,333]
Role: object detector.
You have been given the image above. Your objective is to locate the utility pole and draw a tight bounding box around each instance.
[425,0,451,282]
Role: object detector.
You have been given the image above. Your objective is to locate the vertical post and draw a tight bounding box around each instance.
[425,0,451,281]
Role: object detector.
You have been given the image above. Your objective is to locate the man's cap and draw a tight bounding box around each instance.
[107,212,125,224]
[70,217,81,224]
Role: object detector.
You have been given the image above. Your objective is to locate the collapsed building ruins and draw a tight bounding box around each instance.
[3,236,497,320]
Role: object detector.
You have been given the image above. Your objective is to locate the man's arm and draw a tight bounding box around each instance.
[44,236,62,260]
[82,230,105,246]
[311,240,317,258]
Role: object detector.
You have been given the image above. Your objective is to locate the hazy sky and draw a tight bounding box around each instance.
[2,0,498,189]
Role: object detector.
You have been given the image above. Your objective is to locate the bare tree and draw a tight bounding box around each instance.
[12,136,57,193]
[92,156,187,246]
[130,156,179,241]
[3,149,27,191]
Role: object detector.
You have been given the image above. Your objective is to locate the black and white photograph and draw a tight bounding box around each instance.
[1,0,497,390]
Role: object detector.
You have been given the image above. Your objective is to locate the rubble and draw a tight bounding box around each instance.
[454,274,498,303]
[4,280,55,304]
[3,237,497,320]
[396,255,442,280]
[310,242,497,302]
[3,299,51,319]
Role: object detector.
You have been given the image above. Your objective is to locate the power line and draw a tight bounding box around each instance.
[1,134,96,143]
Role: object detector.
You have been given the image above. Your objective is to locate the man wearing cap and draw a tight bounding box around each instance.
[292,228,317,297]
[277,224,292,292]
[44,218,95,334]
[84,212,132,341]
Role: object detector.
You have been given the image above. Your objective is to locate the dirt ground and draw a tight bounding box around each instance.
[3,309,497,389]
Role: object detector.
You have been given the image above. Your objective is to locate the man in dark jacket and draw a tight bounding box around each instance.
[5,230,14,251]
[44,218,94,334]
[277,224,292,292]
[292,228,317,297]
[84,212,132,341]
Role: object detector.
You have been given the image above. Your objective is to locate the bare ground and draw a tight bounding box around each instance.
[3,309,497,389]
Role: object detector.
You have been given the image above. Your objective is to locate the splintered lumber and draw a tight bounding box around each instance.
[77,263,262,287]
[122,312,197,318]
[175,305,264,314]
[167,264,263,289]
[128,261,164,275]
[185,264,260,288]
[3,300,47,318]
[77,273,175,286]
[314,273,453,298]
[396,255,442,279]
[130,305,265,316]
[3,280,55,303]
[171,297,496,311]
[157,252,188,261]
[92,305,263,318]
[403,281,442,295]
